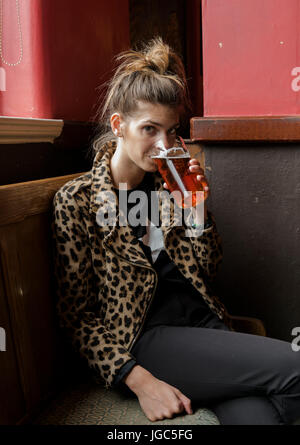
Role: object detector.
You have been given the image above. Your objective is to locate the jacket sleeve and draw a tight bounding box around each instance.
[186,210,223,280]
[113,359,137,386]
[52,188,136,388]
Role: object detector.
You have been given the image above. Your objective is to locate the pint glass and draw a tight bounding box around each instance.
[150,136,208,209]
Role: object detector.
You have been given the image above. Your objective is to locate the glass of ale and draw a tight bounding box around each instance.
[150,136,208,209]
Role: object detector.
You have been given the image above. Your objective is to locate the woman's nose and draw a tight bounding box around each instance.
[161,134,174,149]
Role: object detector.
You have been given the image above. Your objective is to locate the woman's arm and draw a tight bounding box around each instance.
[52,187,135,388]
[163,159,223,280]
[123,364,193,422]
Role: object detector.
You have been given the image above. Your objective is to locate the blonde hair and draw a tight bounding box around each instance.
[91,37,191,156]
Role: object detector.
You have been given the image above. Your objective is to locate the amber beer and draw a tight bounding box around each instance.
[152,149,207,209]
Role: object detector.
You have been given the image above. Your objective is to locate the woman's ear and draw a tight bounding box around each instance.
[110,113,124,138]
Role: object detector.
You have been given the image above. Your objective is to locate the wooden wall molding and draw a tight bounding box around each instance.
[0,117,64,144]
[190,116,300,143]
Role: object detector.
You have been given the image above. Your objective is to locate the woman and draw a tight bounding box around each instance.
[53,38,300,425]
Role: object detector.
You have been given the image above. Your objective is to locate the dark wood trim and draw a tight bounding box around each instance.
[0,173,85,226]
[0,120,97,186]
[185,0,203,117]
[54,120,99,150]
[190,116,300,142]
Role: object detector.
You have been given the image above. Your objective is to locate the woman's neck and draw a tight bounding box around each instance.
[110,143,145,190]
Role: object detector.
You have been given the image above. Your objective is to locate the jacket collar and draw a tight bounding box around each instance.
[89,140,184,266]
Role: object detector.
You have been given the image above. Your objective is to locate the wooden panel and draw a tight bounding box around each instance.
[0,264,26,425]
[0,215,59,412]
[190,116,300,142]
[185,0,203,116]
[0,173,85,422]
[0,121,95,187]
[129,0,186,60]
[185,140,205,168]
[0,172,85,226]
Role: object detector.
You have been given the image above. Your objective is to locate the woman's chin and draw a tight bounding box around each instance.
[145,157,158,172]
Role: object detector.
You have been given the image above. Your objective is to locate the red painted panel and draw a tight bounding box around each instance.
[0,0,130,121]
[202,0,300,116]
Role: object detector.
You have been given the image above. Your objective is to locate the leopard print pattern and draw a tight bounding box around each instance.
[52,141,229,388]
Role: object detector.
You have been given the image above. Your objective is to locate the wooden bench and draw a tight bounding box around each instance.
[0,173,266,425]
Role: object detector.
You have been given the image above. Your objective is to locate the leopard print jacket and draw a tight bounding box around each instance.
[52,140,230,388]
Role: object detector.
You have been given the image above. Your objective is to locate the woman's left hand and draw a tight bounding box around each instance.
[187,158,210,196]
[163,158,210,197]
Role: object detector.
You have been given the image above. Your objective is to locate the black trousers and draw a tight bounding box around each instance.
[124,312,300,425]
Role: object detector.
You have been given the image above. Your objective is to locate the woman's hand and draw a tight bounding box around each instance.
[188,158,210,196]
[163,158,209,222]
[162,158,210,197]
[124,365,193,422]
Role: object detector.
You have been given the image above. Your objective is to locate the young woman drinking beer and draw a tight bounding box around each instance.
[53,38,300,425]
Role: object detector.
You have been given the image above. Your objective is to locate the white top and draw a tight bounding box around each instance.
[138,218,165,263]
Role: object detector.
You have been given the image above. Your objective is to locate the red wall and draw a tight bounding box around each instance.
[202,0,300,117]
[0,0,130,121]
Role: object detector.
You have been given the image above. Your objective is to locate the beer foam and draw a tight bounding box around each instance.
[152,147,190,158]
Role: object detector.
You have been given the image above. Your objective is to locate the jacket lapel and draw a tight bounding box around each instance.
[89,141,182,267]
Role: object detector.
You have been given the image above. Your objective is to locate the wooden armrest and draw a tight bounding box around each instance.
[227,314,266,336]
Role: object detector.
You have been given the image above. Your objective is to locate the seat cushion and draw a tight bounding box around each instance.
[31,380,220,425]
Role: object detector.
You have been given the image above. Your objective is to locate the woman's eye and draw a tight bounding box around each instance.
[169,128,177,135]
[143,126,156,134]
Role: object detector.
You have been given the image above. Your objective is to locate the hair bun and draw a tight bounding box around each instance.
[144,37,170,74]
[117,37,174,76]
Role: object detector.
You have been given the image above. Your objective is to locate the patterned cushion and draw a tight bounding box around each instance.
[32,380,220,425]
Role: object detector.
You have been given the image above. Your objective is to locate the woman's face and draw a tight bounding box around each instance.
[115,101,180,173]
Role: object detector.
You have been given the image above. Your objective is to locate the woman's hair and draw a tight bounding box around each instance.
[90,37,191,157]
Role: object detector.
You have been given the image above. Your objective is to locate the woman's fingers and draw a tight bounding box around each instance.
[189,160,204,175]
[188,158,200,164]
[163,158,209,193]
[173,388,193,415]
[197,175,209,191]
[188,159,209,192]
